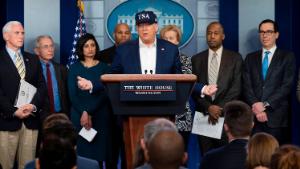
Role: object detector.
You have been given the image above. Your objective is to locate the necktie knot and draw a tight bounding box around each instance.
[46,63,50,68]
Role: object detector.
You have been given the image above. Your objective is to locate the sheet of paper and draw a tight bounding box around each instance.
[191,111,224,139]
[14,80,37,108]
[79,127,97,142]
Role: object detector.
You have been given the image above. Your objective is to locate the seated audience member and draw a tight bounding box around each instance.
[134,118,178,169]
[270,145,300,169]
[36,134,77,169]
[246,132,279,169]
[200,100,253,169]
[148,130,187,169]
[25,113,100,169]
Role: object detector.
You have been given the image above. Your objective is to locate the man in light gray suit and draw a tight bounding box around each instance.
[192,21,243,154]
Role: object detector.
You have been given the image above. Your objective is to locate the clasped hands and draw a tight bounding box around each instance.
[80,111,92,130]
[252,102,268,122]
[14,104,35,119]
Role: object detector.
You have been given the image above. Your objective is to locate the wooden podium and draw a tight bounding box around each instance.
[101,74,196,169]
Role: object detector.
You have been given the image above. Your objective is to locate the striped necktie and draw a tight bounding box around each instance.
[209,52,218,85]
[15,52,26,79]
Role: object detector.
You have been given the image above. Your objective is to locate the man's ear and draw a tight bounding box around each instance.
[34,47,39,56]
[182,152,188,165]
[35,159,40,169]
[3,32,9,41]
[224,123,229,132]
[140,138,146,150]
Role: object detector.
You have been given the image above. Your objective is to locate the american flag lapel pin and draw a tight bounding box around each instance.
[161,48,165,51]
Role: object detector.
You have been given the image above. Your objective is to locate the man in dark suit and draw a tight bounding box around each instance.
[98,23,131,64]
[110,10,182,74]
[243,19,296,144]
[192,21,243,154]
[0,21,47,169]
[34,35,69,115]
[200,101,253,169]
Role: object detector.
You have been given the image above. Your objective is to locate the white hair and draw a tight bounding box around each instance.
[35,35,53,48]
[2,21,23,35]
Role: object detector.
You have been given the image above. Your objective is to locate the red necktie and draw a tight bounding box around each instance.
[46,63,55,113]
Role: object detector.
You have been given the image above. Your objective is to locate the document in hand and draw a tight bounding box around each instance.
[191,111,224,139]
[14,80,37,108]
[79,127,97,142]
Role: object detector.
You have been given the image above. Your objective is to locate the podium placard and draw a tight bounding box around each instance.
[101,74,196,169]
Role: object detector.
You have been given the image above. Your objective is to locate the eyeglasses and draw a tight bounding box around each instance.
[259,30,275,36]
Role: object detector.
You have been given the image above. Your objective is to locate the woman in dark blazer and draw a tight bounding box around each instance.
[68,33,112,167]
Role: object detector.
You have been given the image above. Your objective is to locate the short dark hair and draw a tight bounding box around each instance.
[75,33,100,61]
[224,100,253,138]
[259,19,279,32]
[39,134,76,169]
[42,114,77,147]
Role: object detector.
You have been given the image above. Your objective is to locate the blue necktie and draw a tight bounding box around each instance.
[262,51,270,80]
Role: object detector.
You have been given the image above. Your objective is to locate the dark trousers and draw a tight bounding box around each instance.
[252,122,289,145]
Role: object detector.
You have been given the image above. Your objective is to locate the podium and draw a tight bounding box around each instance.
[101,74,196,169]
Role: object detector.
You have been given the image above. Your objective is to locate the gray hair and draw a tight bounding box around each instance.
[143,118,177,143]
[2,21,23,35]
[35,35,53,48]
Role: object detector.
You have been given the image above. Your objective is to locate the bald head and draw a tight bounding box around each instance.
[114,23,131,45]
[148,130,185,169]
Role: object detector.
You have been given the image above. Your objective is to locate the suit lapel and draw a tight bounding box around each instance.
[23,53,30,79]
[156,39,164,74]
[3,50,22,79]
[215,50,229,98]
[134,40,142,74]
[256,50,264,81]
[265,48,279,81]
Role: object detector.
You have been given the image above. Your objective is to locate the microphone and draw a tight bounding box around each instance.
[144,69,148,74]
[150,70,153,74]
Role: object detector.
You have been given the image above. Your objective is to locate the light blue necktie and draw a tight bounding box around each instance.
[262,51,270,80]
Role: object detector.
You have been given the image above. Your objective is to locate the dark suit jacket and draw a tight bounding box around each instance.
[200,139,248,169]
[111,38,182,74]
[98,45,116,64]
[53,61,70,115]
[0,49,47,131]
[192,48,243,113]
[25,155,100,169]
[243,48,295,127]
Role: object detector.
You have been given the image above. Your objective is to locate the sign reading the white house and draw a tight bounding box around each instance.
[120,81,176,101]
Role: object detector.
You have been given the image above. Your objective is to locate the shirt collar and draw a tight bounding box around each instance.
[139,38,157,48]
[208,46,223,58]
[6,46,21,57]
[263,45,277,55]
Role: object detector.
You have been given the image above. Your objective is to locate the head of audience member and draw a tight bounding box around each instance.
[34,35,55,63]
[258,19,279,50]
[133,118,178,168]
[76,33,100,61]
[160,25,182,45]
[42,113,77,147]
[37,134,77,169]
[223,100,253,141]
[270,145,300,169]
[114,23,131,45]
[246,132,279,169]
[135,11,158,45]
[148,130,186,169]
[206,21,225,52]
[2,21,24,51]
